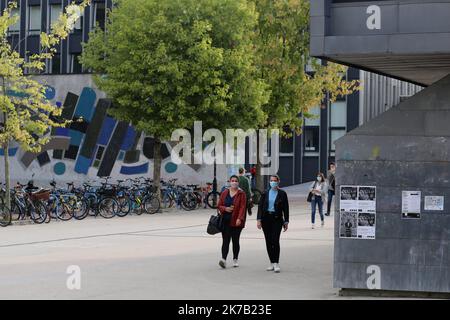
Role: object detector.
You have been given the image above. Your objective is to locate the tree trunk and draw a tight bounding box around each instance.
[153,137,162,207]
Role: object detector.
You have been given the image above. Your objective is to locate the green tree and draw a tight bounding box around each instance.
[0,0,90,210]
[252,0,359,189]
[81,0,270,198]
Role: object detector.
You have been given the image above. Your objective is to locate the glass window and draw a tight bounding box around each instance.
[49,4,62,30]
[330,101,347,127]
[28,5,41,35]
[8,8,20,34]
[330,129,346,152]
[51,53,61,74]
[304,106,320,126]
[70,54,83,73]
[280,135,294,154]
[93,2,106,30]
[71,9,84,33]
[304,127,319,152]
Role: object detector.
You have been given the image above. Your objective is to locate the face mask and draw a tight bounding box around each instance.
[230,182,239,189]
[317,176,322,182]
[270,181,279,189]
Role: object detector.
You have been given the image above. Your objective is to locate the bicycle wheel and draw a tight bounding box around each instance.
[161,193,174,209]
[116,195,131,217]
[193,191,203,208]
[143,195,160,214]
[0,204,11,227]
[206,191,220,209]
[10,200,23,221]
[29,201,48,224]
[56,202,74,221]
[71,198,89,220]
[181,192,198,211]
[252,189,262,205]
[98,197,118,219]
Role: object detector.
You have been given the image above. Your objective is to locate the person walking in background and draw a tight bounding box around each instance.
[250,165,257,189]
[238,167,253,216]
[309,173,327,229]
[257,175,289,273]
[217,175,247,269]
[326,163,336,216]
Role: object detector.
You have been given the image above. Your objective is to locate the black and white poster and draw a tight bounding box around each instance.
[357,212,376,239]
[339,186,377,240]
[340,186,358,212]
[358,186,376,213]
[339,211,358,239]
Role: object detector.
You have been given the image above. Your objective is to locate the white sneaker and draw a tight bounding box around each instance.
[219,259,226,269]
[274,263,281,273]
[233,259,239,268]
[311,224,315,229]
[321,220,325,227]
[266,263,275,271]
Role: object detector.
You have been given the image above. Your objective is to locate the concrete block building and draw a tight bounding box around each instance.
[311,0,450,294]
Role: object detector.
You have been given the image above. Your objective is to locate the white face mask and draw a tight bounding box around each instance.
[230,182,239,189]
[317,176,322,182]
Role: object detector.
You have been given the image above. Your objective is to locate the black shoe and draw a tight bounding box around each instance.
[325,213,330,216]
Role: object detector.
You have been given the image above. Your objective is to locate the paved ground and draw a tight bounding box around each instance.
[0,184,345,300]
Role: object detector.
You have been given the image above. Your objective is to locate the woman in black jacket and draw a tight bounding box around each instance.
[257,175,289,273]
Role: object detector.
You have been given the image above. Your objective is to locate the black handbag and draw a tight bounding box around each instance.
[207,213,224,235]
[307,192,313,203]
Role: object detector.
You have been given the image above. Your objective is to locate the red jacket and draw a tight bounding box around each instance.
[218,189,247,228]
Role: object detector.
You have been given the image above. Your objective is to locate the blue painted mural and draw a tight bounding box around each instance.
[1,85,183,178]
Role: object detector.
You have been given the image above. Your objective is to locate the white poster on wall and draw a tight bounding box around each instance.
[424,196,444,211]
[340,186,358,212]
[358,186,377,213]
[339,211,358,239]
[357,212,376,239]
[402,191,421,219]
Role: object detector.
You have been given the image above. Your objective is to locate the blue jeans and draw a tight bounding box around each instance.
[311,196,324,224]
[327,190,335,215]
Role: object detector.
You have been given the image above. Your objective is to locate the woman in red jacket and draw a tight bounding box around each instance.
[217,175,247,269]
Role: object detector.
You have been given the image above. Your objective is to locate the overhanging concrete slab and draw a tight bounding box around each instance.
[311,0,450,86]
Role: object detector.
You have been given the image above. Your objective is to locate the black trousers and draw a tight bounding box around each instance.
[221,214,243,260]
[262,214,284,264]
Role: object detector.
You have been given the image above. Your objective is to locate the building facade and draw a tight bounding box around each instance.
[311,0,450,294]
[1,0,111,75]
[0,0,421,189]
[276,67,421,187]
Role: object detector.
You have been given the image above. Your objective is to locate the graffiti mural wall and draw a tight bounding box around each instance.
[1,75,228,186]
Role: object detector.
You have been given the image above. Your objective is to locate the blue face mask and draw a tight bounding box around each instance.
[270,181,279,189]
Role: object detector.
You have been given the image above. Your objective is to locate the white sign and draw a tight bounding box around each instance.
[424,196,444,211]
[402,191,421,219]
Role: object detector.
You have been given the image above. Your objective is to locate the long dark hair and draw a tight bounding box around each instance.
[315,172,326,185]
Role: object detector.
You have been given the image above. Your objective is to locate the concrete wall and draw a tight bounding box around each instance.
[310,0,450,86]
[334,74,450,293]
